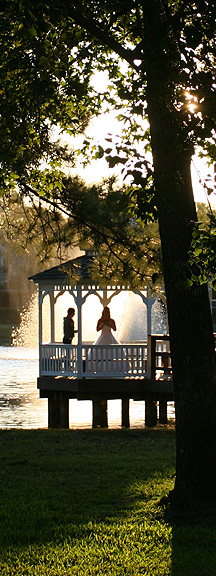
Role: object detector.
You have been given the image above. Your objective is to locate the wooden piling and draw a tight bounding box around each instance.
[121,398,130,428]
[145,399,157,427]
[159,399,168,425]
[92,400,108,428]
[48,398,60,428]
[59,397,69,428]
[48,394,69,429]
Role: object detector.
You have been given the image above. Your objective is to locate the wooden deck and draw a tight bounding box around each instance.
[37,335,174,429]
[38,375,173,398]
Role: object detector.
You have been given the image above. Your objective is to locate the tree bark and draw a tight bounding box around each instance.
[158,158,216,502]
[144,0,216,503]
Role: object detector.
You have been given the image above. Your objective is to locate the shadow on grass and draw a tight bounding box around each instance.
[163,496,216,576]
[0,427,175,548]
[2,428,216,575]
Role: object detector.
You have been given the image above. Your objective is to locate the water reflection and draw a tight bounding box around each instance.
[0,346,46,429]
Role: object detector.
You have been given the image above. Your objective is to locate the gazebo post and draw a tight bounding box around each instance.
[50,290,55,342]
[147,287,153,337]
[77,285,83,377]
[38,288,43,346]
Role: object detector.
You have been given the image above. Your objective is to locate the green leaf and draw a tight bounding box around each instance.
[95,146,104,159]
[177,279,193,289]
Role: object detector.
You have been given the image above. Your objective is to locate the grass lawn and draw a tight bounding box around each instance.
[0,427,215,575]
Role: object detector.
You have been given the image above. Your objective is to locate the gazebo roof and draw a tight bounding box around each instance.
[29,252,149,291]
[29,253,95,285]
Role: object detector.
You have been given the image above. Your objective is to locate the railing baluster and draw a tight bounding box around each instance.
[104,347,107,374]
[120,346,123,373]
[125,346,130,373]
[40,342,150,378]
[111,347,114,373]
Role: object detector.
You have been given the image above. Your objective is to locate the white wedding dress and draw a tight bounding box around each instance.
[94,325,120,346]
[87,325,124,374]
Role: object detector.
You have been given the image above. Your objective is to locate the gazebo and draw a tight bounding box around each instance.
[29,252,173,428]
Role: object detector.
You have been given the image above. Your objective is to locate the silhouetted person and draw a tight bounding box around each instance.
[95,306,119,345]
[63,307,77,344]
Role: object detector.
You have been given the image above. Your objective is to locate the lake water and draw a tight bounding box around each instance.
[0,346,175,429]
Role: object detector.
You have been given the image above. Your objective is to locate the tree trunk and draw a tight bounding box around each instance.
[144,1,216,503]
[158,159,216,502]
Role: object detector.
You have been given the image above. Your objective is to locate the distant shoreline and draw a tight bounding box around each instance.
[0,324,13,346]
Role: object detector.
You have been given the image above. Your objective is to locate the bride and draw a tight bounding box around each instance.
[95,306,120,345]
[87,306,121,374]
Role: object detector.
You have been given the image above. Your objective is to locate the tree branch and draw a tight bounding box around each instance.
[159,0,193,30]
[172,0,193,24]
[20,183,155,281]
[160,0,172,20]
[68,6,140,71]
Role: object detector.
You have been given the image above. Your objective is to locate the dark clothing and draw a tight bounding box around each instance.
[63,336,72,344]
[63,316,74,344]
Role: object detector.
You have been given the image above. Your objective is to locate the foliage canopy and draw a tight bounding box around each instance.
[1,1,215,194]
[0,0,215,279]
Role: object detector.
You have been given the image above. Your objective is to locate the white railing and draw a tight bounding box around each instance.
[39,343,148,378]
[40,344,78,377]
[147,335,172,380]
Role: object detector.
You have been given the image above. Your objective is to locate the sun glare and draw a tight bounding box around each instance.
[185,90,198,113]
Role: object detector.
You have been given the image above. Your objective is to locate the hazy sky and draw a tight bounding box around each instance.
[59,67,215,206]
[70,110,215,207]
[75,69,215,206]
